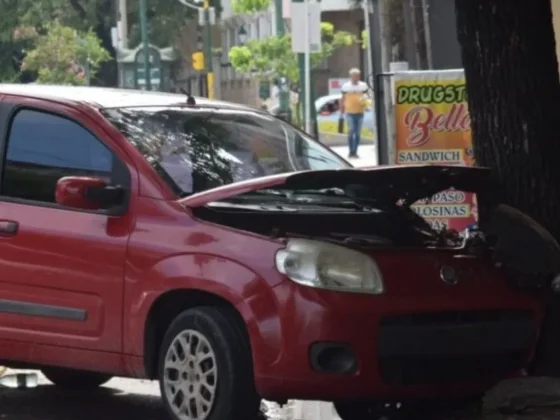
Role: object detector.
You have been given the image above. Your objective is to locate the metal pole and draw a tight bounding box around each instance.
[420,0,433,69]
[297,53,305,127]
[304,0,311,134]
[403,0,420,68]
[363,2,373,78]
[139,0,151,90]
[370,0,390,164]
[85,55,91,85]
[275,0,290,117]
[203,0,215,99]
[363,1,376,118]
[119,0,128,48]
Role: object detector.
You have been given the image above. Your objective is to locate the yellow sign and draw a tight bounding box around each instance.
[207,72,215,99]
[192,51,204,71]
[393,69,475,232]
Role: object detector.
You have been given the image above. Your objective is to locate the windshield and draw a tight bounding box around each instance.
[101,107,349,197]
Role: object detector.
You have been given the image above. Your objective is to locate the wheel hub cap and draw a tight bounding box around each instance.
[163,329,218,420]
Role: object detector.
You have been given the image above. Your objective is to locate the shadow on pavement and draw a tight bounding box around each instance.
[0,384,167,420]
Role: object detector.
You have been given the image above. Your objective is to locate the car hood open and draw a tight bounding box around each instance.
[179,164,491,208]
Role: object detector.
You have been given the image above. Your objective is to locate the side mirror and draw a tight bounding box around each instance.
[55,176,126,214]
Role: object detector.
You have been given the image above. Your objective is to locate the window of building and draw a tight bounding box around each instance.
[1,109,116,204]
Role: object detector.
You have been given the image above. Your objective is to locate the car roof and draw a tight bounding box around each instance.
[0,84,257,111]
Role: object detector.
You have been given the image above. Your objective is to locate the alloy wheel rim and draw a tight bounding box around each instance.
[163,329,218,420]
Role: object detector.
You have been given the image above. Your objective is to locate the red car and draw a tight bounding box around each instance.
[0,84,545,420]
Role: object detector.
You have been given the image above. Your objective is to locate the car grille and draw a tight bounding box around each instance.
[377,310,537,386]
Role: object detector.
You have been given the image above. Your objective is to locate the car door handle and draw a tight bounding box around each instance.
[0,220,18,237]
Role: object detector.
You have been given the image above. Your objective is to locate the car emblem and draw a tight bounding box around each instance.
[440,265,459,286]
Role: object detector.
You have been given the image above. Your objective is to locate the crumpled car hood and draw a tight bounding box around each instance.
[179,164,491,208]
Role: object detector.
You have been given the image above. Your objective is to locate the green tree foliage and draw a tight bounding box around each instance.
[232,0,270,14]
[13,0,199,48]
[21,22,111,85]
[0,0,218,84]
[228,0,355,82]
[0,0,33,81]
[229,22,356,82]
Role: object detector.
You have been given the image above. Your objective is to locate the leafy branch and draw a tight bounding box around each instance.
[229,22,356,83]
[21,21,111,85]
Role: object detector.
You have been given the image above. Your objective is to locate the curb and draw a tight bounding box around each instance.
[317,132,376,147]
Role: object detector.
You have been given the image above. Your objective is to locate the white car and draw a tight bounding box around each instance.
[269,94,375,144]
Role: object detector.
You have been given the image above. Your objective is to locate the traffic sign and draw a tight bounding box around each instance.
[192,51,205,70]
[291,1,321,53]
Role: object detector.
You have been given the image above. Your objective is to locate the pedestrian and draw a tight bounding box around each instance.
[340,68,369,158]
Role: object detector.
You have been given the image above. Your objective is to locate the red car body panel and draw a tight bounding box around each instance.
[0,85,545,403]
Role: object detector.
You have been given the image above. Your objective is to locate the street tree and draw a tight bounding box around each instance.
[20,22,111,85]
[229,22,355,83]
[0,0,208,84]
[228,0,355,83]
[455,0,560,375]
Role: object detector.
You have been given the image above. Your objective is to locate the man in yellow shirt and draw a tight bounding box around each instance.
[340,68,369,158]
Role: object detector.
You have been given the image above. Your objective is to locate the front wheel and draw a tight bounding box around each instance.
[42,367,112,389]
[334,399,477,420]
[334,402,391,420]
[158,306,260,420]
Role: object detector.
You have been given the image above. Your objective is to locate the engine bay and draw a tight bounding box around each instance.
[191,202,487,252]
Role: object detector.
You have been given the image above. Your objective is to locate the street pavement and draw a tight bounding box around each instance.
[331,144,377,167]
[3,370,560,420]
[0,144,380,420]
[0,370,166,419]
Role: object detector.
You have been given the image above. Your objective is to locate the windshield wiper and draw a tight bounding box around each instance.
[220,189,290,203]
[289,188,385,210]
[228,188,382,212]
[240,189,290,198]
[291,188,346,196]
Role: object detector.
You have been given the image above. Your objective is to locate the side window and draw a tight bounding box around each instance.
[319,102,332,115]
[319,100,340,115]
[2,109,115,204]
[332,99,340,112]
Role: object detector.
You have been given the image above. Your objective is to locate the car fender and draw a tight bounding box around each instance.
[125,253,284,372]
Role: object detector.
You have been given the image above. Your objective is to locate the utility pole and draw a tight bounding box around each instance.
[139,0,151,90]
[119,0,128,48]
[293,0,319,137]
[420,0,433,69]
[370,0,391,164]
[275,0,290,119]
[203,0,215,99]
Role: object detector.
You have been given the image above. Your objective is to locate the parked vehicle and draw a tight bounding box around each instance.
[269,94,375,142]
[0,84,550,420]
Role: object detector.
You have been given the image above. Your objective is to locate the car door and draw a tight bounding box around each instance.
[0,97,133,354]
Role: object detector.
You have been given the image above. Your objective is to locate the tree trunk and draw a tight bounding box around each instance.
[455,0,560,374]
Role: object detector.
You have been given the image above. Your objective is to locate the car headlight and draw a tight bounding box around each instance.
[275,239,384,294]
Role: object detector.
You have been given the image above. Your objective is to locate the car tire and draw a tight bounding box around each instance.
[42,367,112,389]
[334,402,390,420]
[334,399,477,420]
[158,306,260,420]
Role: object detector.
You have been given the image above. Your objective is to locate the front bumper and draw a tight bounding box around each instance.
[253,281,543,402]
[377,310,534,386]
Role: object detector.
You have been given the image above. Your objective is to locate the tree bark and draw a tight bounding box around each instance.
[455,0,560,375]
[455,0,560,234]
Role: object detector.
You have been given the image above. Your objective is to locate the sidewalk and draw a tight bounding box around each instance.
[319,132,375,148]
[331,144,377,167]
